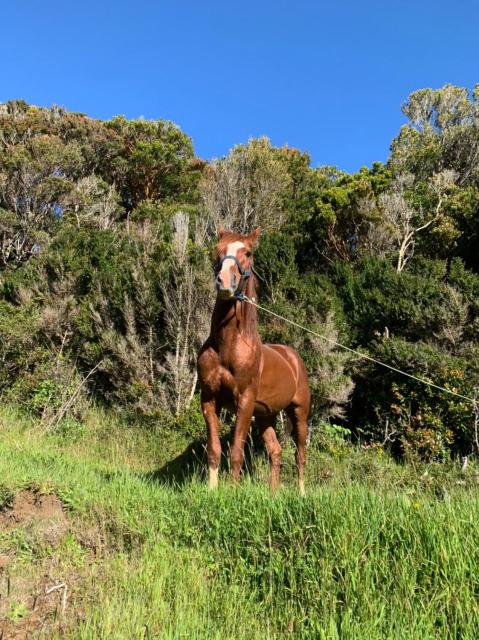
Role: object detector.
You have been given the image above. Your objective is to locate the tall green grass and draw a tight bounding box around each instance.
[1,405,479,638]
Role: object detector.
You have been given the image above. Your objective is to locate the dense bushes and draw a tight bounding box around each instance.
[1,85,479,459]
[351,338,478,460]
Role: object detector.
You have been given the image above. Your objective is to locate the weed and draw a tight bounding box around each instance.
[6,600,29,623]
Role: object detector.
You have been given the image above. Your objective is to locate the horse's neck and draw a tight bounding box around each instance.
[211,300,257,342]
[210,279,259,346]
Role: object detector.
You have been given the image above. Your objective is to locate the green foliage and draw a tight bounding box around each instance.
[0,299,40,391]
[332,256,470,343]
[59,531,87,568]
[5,601,29,623]
[105,115,198,208]
[301,163,391,266]
[352,337,479,460]
[6,351,88,422]
[0,483,14,510]
[1,88,479,460]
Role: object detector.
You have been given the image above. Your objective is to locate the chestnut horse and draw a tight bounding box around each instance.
[197,227,311,493]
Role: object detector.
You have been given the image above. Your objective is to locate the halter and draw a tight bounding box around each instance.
[217,254,252,299]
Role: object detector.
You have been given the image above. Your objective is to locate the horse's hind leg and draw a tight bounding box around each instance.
[286,405,308,496]
[257,416,281,490]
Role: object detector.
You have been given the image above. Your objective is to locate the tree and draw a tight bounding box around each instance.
[391,84,479,186]
[0,133,83,267]
[304,164,390,266]
[105,116,198,209]
[379,170,457,272]
[200,137,292,233]
[160,212,212,415]
[62,175,122,230]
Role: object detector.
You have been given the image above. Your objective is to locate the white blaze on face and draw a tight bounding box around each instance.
[219,241,245,290]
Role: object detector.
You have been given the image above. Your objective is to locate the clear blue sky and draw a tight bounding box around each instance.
[1,1,478,172]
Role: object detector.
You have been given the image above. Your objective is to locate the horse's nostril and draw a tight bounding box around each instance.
[216,273,222,287]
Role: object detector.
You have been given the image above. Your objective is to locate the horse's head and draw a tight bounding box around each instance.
[214,226,260,300]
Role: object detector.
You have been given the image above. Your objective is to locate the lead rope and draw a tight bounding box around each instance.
[473,388,479,453]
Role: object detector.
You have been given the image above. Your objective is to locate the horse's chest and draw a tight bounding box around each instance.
[198,341,259,399]
[218,349,257,397]
[220,359,254,391]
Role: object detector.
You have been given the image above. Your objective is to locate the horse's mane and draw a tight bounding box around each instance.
[241,272,258,338]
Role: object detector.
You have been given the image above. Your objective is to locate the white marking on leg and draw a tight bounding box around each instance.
[209,466,219,489]
[299,479,305,497]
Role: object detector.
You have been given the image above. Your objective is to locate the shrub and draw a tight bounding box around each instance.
[351,337,479,460]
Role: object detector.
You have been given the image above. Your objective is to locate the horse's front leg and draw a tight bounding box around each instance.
[230,390,256,482]
[201,392,222,489]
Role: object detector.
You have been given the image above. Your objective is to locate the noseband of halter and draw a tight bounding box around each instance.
[217,254,252,299]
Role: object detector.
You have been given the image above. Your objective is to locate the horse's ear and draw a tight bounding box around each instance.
[218,224,226,238]
[249,227,261,246]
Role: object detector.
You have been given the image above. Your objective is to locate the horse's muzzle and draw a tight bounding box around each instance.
[216,271,238,299]
[217,286,236,300]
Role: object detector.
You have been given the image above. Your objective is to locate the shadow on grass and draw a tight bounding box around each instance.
[143,431,263,487]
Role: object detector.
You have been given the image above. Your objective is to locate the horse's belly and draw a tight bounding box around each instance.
[255,345,297,415]
[254,386,295,416]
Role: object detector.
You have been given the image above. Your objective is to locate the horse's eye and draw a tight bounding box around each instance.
[245,251,252,258]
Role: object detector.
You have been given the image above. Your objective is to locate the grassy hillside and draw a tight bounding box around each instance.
[1,406,479,639]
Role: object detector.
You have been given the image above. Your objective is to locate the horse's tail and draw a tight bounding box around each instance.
[306,421,312,447]
[281,410,312,446]
[278,410,293,437]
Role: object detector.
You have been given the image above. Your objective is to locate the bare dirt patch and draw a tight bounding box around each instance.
[0,490,102,639]
[0,490,66,531]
